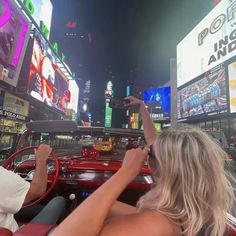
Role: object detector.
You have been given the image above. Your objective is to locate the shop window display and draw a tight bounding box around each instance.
[0,117,25,132]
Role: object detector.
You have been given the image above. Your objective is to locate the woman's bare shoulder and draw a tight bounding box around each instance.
[139,210,180,235]
[100,210,180,236]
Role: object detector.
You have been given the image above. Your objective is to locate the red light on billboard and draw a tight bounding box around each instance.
[66,21,77,28]
[88,32,92,43]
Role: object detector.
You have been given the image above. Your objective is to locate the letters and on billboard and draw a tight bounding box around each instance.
[177,0,236,88]
[177,0,236,118]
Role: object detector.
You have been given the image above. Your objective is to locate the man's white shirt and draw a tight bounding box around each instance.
[0,166,30,232]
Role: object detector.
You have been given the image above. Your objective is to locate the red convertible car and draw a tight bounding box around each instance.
[0,120,236,236]
[0,120,153,235]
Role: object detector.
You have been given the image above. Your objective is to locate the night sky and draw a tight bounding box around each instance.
[50,0,215,123]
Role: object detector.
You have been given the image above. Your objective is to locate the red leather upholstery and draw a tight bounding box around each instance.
[13,224,55,236]
[226,224,236,236]
[0,227,13,236]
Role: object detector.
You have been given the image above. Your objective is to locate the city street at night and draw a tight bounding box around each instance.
[0,0,236,235]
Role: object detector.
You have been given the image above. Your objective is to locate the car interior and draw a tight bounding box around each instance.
[0,120,236,235]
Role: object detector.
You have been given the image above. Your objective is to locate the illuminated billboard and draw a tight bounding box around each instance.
[143,87,171,121]
[0,0,31,86]
[177,63,227,120]
[28,29,71,113]
[177,0,236,88]
[104,81,113,127]
[227,58,236,113]
[19,0,53,38]
[67,80,79,114]
[105,101,112,128]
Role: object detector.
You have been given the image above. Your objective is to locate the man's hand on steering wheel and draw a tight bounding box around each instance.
[35,144,52,163]
[24,145,52,205]
[2,145,59,208]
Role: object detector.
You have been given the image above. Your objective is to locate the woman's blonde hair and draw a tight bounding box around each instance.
[137,126,235,236]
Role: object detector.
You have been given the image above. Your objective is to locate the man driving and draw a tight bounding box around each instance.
[0,144,65,232]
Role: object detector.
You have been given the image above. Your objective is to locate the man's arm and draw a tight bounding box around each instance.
[24,144,52,204]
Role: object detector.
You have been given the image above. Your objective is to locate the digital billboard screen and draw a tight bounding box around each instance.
[19,0,53,39]
[67,80,79,114]
[177,63,227,120]
[0,0,31,86]
[28,29,71,113]
[176,0,236,119]
[144,87,171,121]
[228,58,236,113]
[177,0,236,88]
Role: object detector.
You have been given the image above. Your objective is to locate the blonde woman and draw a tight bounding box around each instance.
[52,96,235,236]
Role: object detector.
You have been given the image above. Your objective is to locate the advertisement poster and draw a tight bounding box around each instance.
[177,64,227,120]
[0,0,30,86]
[130,113,139,129]
[177,0,236,87]
[228,61,236,112]
[67,80,79,114]
[105,101,112,128]
[144,87,171,121]
[28,30,71,113]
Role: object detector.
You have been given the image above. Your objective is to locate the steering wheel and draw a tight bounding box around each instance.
[2,146,59,208]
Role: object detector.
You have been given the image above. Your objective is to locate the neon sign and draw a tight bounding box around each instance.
[23,0,34,15]
[52,42,65,62]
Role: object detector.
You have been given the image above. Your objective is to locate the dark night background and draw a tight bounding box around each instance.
[50,0,215,125]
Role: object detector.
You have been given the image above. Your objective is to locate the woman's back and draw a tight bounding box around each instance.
[137,126,235,236]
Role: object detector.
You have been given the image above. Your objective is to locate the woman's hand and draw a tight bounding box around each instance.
[124,96,144,107]
[125,96,157,146]
[120,148,149,179]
